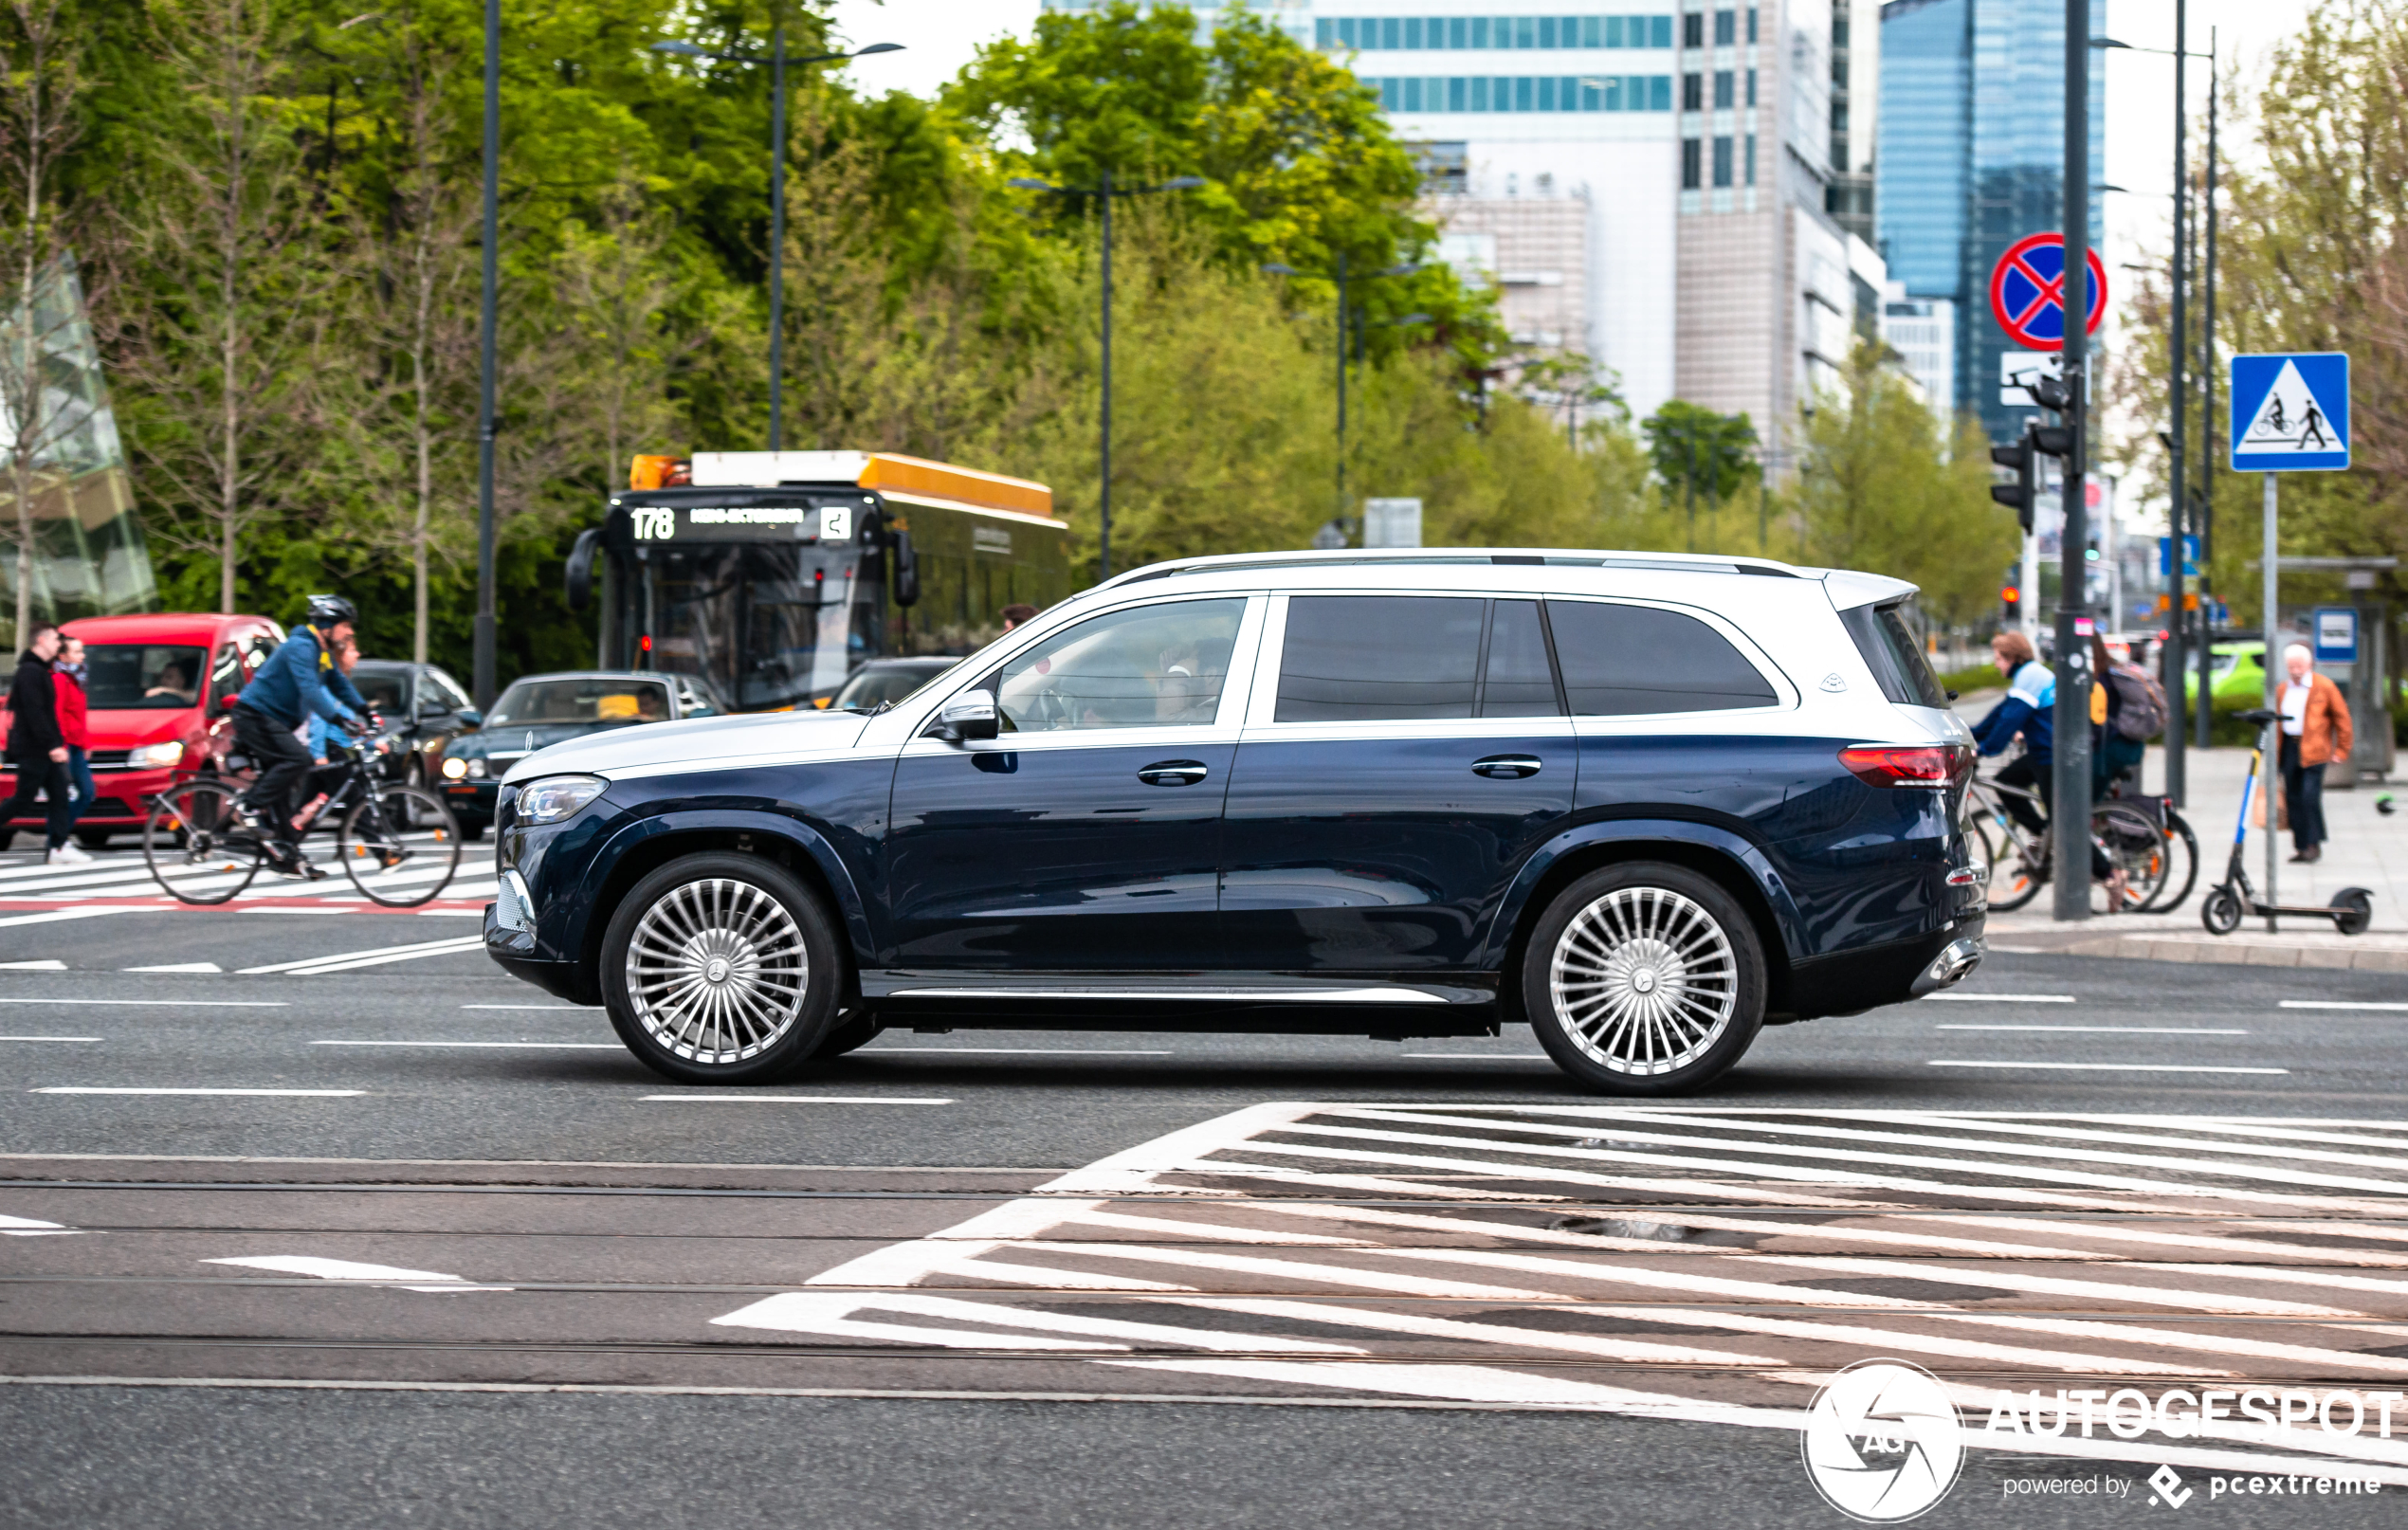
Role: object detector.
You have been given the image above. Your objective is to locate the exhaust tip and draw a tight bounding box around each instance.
[1911,937,1984,997]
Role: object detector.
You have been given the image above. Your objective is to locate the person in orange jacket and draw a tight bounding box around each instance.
[2278,642,2354,864]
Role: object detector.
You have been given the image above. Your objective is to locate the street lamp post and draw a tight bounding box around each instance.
[1010,173,1204,581]
[1263,258,1423,543]
[652,32,902,450]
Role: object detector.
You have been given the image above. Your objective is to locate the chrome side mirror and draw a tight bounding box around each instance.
[930,689,999,743]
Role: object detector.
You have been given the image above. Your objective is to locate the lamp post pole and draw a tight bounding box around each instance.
[2197,28,2219,751]
[650,34,902,451]
[474,0,499,707]
[2165,0,2189,805]
[2052,0,2093,921]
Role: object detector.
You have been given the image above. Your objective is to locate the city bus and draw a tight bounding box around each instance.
[568,450,1072,711]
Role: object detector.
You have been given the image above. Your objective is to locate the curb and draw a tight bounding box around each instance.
[1986,920,2408,971]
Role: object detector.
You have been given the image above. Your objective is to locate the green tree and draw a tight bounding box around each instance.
[1791,339,2016,631]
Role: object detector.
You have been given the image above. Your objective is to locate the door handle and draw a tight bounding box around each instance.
[1137,759,1210,787]
[1471,755,1543,779]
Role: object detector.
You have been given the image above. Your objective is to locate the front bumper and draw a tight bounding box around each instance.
[442,776,499,821]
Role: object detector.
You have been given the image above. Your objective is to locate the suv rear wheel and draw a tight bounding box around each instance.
[600,853,845,1084]
[1521,863,1765,1095]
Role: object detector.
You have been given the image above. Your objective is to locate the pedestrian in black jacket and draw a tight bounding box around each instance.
[0,625,80,863]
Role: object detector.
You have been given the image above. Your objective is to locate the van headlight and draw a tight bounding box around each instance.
[125,741,184,770]
[516,774,607,825]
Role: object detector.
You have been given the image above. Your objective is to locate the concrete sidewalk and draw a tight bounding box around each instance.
[1973,733,2408,968]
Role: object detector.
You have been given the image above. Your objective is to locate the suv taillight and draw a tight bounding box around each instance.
[1840,742,1973,789]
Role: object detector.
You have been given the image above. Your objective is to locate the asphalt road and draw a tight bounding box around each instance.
[5,870,2408,1528]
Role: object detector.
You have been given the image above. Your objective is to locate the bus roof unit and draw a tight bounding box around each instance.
[673,450,1056,522]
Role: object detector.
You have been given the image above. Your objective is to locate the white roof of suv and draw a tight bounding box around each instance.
[1095,548,1918,610]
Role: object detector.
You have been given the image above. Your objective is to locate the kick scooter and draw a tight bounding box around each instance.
[2200,708,2375,936]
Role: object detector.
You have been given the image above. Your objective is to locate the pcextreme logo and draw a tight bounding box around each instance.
[1801,1359,1966,1522]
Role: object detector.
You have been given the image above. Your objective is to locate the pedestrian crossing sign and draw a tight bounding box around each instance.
[2230,352,2349,471]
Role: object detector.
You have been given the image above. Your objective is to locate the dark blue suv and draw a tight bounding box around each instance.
[483,551,1985,1093]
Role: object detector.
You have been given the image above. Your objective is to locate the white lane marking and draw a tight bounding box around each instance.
[1010,1240,1578,1302]
[203,1255,508,1292]
[237,905,356,915]
[0,958,64,970]
[0,997,285,1008]
[1144,1297,1785,1367]
[33,1087,362,1097]
[124,962,221,974]
[0,1213,81,1237]
[1808,1108,2408,1177]
[0,906,148,928]
[1938,1311,2408,1379]
[2282,1000,2408,1011]
[239,936,483,975]
[462,1004,601,1011]
[414,909,485,916]
[1929,1060,2289,1074]
[1481,1105,2408,1197]
[1934,1025,2250,1034]
[860,1047,1177,1056]
[1921,993,2076,1003]
[640,1095,953,1105]
[719,1291,1364,1356]
[1744,1253,2353,1318]
[310,1040,622,1050]
[1929,1213,2408,1268]
[0,1035,100,1043]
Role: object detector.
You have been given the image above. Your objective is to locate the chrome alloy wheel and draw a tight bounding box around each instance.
[1547,886,1740,1076]
[624,878,810,1065]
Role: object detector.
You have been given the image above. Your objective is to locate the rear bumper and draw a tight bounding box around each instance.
[1778,914,1986,1020]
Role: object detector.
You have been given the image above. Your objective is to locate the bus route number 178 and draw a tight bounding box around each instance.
[631,508,677,541]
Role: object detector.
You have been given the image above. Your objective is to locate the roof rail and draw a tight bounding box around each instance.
[1099,548,1805,589]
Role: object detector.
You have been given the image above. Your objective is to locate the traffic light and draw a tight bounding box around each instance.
[2002,581,2021,625]
[1990,428,2038,533]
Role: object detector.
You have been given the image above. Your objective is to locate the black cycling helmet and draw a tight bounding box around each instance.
[304,593,358,629]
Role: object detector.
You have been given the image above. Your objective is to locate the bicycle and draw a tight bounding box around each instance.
[142,725,462,907]
[1961,771,2173,914]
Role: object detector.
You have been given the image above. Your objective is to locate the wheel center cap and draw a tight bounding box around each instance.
[1632,969,1657,995]
[703,956,731,984]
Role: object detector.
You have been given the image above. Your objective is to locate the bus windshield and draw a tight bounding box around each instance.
[645,543,870,711]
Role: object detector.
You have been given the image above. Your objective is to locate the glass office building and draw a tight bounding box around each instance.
[1877,0,2102,442]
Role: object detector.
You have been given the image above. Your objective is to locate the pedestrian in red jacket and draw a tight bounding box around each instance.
[54,635,92,839]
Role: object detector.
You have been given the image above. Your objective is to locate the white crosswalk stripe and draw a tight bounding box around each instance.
[0,846,493,908]
[718,1104,2408,1481]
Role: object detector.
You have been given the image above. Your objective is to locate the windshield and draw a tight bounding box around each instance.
[648,543,869,710]
[81,645,208,709]
[351,669,410,716]
[488,677,670,726]
[834,664,948,711]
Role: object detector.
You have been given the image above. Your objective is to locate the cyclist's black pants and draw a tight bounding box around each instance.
[1994,753,2112,879]
[231,705,312,844]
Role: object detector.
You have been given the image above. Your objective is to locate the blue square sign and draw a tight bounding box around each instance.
[2231,352,2349,471]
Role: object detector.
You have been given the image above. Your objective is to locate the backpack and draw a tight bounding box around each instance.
[2108,663,2167,740]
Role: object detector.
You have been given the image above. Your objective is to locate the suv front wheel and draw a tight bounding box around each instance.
[600,853,845,1084]
[1521,863,1765,1095]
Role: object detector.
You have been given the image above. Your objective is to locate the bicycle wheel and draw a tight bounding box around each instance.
[2140,810,2200,914]
[2092,801,2171,914]
[1984,812,2046,911]
[143,779,263,905]
[337,783,461,907]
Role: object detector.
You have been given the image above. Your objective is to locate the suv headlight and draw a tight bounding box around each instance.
[125,741,184,770]
[516,774,606,825]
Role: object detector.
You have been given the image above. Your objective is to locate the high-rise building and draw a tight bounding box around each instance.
[1826,0,1879,243]
[1876,0,2103,442]
[1879,282,1955,410]
[1039,0,1888,469]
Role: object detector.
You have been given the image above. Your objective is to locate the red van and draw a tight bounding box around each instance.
[0,612,283,850]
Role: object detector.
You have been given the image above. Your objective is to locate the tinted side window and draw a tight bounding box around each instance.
[1482,600,1560,717]
[1547,600,1779,715]
[1840,601,1949,708]
[1277,596,1485,722]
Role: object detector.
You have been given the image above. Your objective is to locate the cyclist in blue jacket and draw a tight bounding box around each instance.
[232,595,370,876]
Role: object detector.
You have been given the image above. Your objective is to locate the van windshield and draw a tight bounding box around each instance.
[80,645,208,709]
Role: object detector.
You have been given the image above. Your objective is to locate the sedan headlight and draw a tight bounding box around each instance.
[441,756,468,780]
[125,741,184,770]
[467,757,488,778]
[516,774,607,825]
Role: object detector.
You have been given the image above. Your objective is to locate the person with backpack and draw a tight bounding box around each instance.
[2094,636,2164,795]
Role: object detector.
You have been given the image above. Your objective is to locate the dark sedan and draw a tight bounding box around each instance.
[437,670,724,838]
[349,660,482,790]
